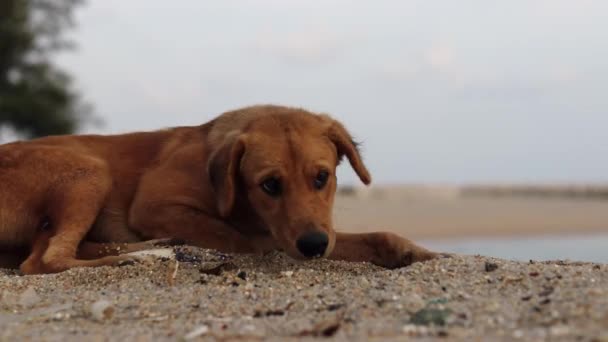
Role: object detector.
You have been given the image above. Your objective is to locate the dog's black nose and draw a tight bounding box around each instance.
[296,231,329,258]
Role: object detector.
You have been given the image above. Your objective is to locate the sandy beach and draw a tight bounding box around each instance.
[1,186,607,340]
[1,246,607,341]
[334,186,608,239]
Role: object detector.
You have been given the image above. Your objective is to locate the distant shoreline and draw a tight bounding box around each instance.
[334,185,608,240]
[338,184,608,200]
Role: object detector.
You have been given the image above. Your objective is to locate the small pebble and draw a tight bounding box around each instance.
[485,262,499,272]
[549,324,570,337]
[90,300,114,321]
[19,287,40,308]
[512,330,524,339]
[19,287,41,308]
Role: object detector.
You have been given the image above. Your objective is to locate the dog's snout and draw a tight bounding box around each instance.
[296,231,329,258]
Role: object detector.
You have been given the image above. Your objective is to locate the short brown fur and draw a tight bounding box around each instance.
[0,105,437,274]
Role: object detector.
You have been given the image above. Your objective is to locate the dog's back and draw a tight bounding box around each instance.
[0,129,185,248]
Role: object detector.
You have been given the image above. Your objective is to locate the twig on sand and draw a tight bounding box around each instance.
[167,260,179,286]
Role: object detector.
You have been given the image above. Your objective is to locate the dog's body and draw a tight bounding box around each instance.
[0,105,437,274]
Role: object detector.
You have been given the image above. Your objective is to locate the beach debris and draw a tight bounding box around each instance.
[410,298,452,326]
[484,262,499,272]
[174,249,201,263]
[539,286,554,297]
[90,300,114,321]
[411,307,452,326]
[184,325,209,340]
[326,303,344,312]
[437,330,449,338]
[298,311,344,337]
[167,260,179,286]
[18,287,41,308]
[254,309,285,317]
[199,262,237,276]
[128,248,175,261]
[208,250,232,262]
[254,302,294,318]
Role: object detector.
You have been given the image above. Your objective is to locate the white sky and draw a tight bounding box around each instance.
[56,0,608,185]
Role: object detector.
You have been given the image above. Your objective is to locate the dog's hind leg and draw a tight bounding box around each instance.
[20,235,135,274]
[20,166,137,275]
[19,230,52,274]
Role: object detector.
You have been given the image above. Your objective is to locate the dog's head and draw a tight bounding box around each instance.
[207,106,371,260]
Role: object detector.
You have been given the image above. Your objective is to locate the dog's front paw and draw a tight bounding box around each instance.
[369,232,439,269]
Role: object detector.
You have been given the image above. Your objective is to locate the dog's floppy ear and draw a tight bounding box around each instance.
[207,134,247,218]
[325,117,372,185]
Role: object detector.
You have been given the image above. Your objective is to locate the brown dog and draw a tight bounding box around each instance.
[0,105,438,274]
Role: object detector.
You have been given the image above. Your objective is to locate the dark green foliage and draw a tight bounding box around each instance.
[0,0,91,139]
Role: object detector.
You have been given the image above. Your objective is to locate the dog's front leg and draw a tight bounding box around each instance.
[328,232,439,269]
[130,204,277,255]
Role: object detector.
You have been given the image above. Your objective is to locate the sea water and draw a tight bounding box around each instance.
[422,234,608,263]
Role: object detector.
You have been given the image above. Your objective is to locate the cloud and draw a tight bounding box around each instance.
[545,65,580,83]
[371,44,458,84]
[425,45,455,71]
[531,0,606,17]
[254,27,351,66]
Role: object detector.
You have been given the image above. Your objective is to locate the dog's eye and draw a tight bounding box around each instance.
[314,171,330,190]
[261,177,282,197]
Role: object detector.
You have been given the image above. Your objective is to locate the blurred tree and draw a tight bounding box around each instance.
[0,0,92,139]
